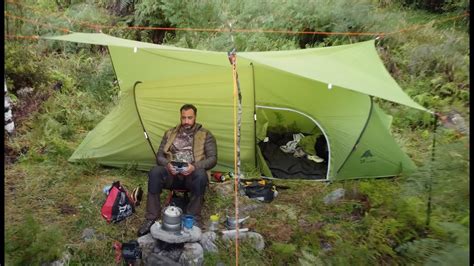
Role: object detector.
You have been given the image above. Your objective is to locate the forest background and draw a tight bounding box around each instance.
[4,0,470,265]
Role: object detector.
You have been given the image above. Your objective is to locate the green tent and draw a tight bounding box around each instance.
[45,33,429,181]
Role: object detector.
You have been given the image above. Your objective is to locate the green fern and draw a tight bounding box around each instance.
[396,238,444,264]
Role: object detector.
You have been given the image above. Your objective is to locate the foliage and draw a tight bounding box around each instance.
[3,0,469,265]
[377,20,469,130]
[270,242,298,264]
[389,0,469,12]
[5,42,50,91]
[396,132,469,264]
[126,0,401,51]
[395,222,469,265]
[5,214,66,265]
[401,133,469,220]
[309,180,428,264]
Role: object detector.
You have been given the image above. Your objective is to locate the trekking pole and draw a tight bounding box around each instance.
[228,21,242,266]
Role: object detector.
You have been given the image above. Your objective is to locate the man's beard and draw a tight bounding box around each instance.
[182,123,194,130]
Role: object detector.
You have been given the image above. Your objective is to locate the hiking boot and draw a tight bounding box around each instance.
[137,219,155,237]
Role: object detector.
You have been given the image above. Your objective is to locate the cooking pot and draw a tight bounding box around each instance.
[162,206,183,232]
[225,215,249,229]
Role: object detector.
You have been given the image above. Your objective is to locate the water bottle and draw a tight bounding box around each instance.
[208,214,220,232]
[103,184,112,195]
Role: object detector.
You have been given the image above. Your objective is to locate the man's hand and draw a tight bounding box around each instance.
[167,162,179,176]
[181,163,195,176]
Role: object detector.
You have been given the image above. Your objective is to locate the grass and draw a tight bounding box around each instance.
[4,98,468,264]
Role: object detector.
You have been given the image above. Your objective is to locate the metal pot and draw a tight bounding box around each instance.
[225,215,249,229]
[162,206,183,232]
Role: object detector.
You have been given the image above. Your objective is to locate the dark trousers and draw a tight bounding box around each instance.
[145,165,208,221]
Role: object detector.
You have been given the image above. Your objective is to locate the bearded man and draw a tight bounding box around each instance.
[137,104,217,236]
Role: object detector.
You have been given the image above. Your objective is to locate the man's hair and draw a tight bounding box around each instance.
[180,104,197,115]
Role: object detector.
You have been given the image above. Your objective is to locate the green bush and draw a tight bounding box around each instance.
[5,214,65,265]
[270,242,298,264]
[390,0,469,12]
[5,43,50,91]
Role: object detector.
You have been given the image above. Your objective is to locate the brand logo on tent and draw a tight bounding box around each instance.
[360,150,376,163]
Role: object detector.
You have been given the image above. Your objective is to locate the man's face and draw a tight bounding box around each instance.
[180,108,196,129]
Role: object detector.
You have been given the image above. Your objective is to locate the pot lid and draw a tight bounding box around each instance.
[163,206,182,217]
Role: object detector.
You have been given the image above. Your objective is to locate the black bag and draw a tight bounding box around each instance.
[242,180,276,203]
[315,135,329,161]
[122,240,142,264]
[101,181,135,223]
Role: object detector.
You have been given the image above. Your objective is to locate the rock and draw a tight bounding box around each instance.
[200,231,218,253]
[146,253,180,266]
[449,113,468,135]
[81,228,96,242]
[153,240,184,262]
[137,233,156,260]
[222,231,265,251]
[323,188,345,205]
[179,243,204,266]
[240,203,264,213]
[4,81,14,135]
[440,111,469,136]
[321,241,332,252]
[16,86,34,97]
[44,251,71,266]
[150,221,202,243]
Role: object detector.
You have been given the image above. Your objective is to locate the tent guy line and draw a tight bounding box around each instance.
[4,9,469,38]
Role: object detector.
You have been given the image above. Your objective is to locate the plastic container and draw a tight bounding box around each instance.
[208,214,220,231]
[102,185,112,195]
[182,214,194,230]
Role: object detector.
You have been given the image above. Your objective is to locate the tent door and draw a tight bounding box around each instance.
[255,105,330,180]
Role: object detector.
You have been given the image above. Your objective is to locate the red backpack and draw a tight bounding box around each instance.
[101,181,135,223]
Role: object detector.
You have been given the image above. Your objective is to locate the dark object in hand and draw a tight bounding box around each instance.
[171,161,187,168]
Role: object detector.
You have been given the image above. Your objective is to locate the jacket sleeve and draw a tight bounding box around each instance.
[156,131,170,166]
[194,131,217,170]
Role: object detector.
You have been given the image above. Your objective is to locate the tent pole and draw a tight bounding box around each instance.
[250,63,258,170]
[132,81,158,162]
[336,95,374,174]
[426,111,438,227]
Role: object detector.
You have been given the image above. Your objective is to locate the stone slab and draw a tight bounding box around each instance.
[150,221,202,243]
[137,233,156,260]
[179,243,204,266]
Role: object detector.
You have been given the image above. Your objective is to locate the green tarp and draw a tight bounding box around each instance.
[44,33,428,181]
